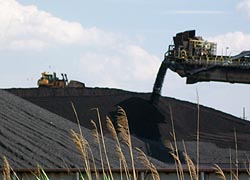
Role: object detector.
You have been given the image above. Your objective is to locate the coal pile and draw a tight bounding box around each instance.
[117,96,250,165]
[7,87,250,166]
[0,89,166,169]
[118,97,165,141]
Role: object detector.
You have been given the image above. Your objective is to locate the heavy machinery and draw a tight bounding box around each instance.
[151,30,250,104]
[37,72,86,88]
[172,30,217,58]
[37,72,68,88]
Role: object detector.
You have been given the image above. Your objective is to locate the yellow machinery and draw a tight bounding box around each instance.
[37,72,68,88]
[151,30,250,104]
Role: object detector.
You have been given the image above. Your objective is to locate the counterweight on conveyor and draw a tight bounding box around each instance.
[151,30,250,104]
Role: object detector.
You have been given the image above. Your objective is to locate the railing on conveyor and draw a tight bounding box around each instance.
[173,50,250,68]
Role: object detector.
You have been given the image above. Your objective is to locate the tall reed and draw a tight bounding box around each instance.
[91,120,105,180]
[3,156,21,180]
[3,156,10,180]
[214,164,226,180]
[182,141,198,180]
[244,157,250,177]
[167,104,184,180]
[33,165,50,180]
[212,129,241,180]
[93,108,114,180]
[136,147,160,180]
[106,116,130,180]
[234,129,238,180]
[71,129,92,180]
[71,102,98,180]
[196,89,200,180]
[115,106,137,180]
[230,148,233,180]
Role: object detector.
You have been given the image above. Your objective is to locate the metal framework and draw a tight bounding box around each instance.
[151,43,250,104]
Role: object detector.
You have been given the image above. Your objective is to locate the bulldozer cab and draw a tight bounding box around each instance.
[41,72,53,82]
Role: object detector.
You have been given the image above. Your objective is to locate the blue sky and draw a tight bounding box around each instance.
[1,0,250,118]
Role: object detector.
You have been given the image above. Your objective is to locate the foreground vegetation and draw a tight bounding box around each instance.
[2,103,250,180]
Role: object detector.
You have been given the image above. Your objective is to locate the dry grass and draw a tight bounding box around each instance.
[230,148,233,180]
[182,141,198,180]
[196,89,200,180]
[33,164,50,180]
[71,129,93,180]
[94,107,114,180]
[214,164,226,180]
[234,129,239,180]
[3,156,11,180]
[136,147,160,180]
[106,116,131,180]
[3,156,21,180]
[71,104,99,180]
[211,129,244,180]
[167,105,184,180]
[70,105,142,180]
[91,120,105,180]
[244,157,250,179]
[116,106,137,180]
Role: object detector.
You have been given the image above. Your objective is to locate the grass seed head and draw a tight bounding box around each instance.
[3,156,11,180]
[214,164,226,180]
[71,129,89,158]
[106,116,118,141]
[165,140,174,152]
[116,106,129,130]
[91,120,100,144]
[136,148,160,180]
[183,152,198,180]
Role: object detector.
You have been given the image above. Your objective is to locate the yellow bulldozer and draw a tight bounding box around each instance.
[37,72,68,88]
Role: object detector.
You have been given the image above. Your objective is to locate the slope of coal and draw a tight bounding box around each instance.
[7,87,250,166]
[0,89,166,169]
[7,88,150,131]
[117,96,250,165]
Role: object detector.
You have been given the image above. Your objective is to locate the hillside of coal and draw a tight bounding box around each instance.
[7,87,250,166]
[0,89,167,169]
